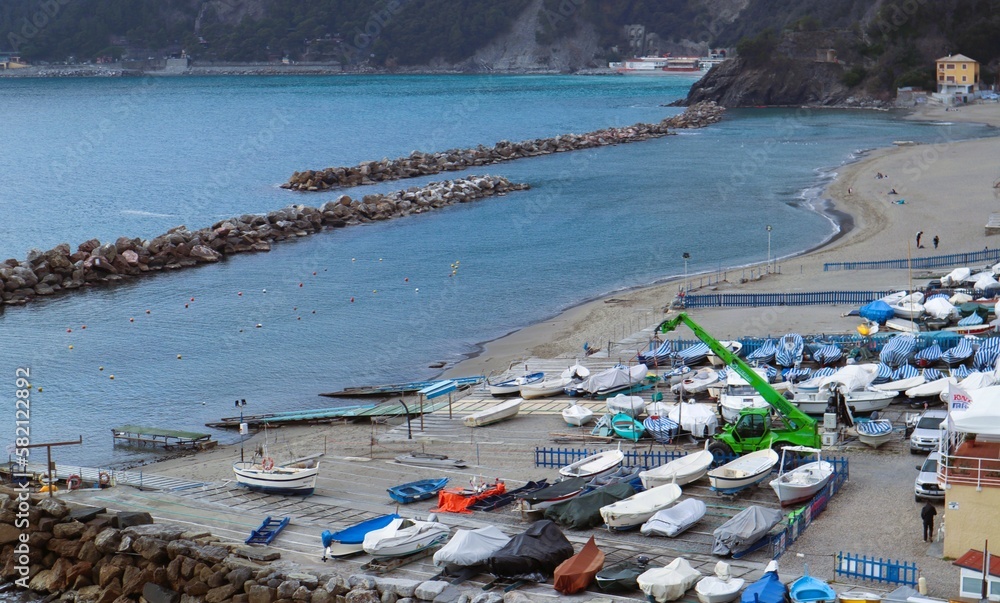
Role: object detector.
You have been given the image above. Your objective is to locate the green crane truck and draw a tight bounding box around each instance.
[657,313,821,460]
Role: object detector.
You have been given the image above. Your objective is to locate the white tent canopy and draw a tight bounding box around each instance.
[951,386,1000,435]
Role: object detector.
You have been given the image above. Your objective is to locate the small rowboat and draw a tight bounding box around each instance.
[553,535,605,595]
[708,449,778,494]
[517,478,587,511]
[769,446,834,507]
[488,372,543,396]
[640,498,707,538]
[856,419,895,449]
[599,483,682,530]
[463,398,522,427]
[611,413,645,442]
[387,477,448,504]
[321,513,400,559]
[789,565,837,603]
[560,449,625,480]
[741,561,786,603]
[562,403,595,426]
[521,376,574,399]
[639,450,713,489]
[394,452,467,469]
[696,561,745,603]
[838,592,882,603]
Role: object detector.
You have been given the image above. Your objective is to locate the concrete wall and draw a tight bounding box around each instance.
[943,484,1000,558]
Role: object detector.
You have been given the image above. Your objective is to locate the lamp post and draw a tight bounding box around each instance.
[235,399,247,462]
[682,252,690,293]
[766,225,773,273]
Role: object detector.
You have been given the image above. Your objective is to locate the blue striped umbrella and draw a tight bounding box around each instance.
[813,367,837,378]
[952,364,972,379]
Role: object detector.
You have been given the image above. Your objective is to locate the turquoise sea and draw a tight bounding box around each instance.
[0,75,992,467]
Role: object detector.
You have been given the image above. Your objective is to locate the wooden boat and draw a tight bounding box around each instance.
[463,398,522,427]
[769,446,834,507]
[719,368,770,423]
[641,498,707,537]
[741,561,786,603]
[856,419,895,449]
[488,372,543,396]
[553,535,605,595]
[394,452,468,469]
[232,456,319,496]
[518,477,588,511]
[640,450,714,489]
[521,376,574,399]
[387,477,448,504]
[606,394,646,417]
[789,565,836,603]
[596,555,652,592]
[638,557,702,603]
[362,516,451,558]
[643,415,680,444]
[562,403,595,426]
[708,449,779,494]
[611,413,645,441]
[696,561,745,603]
[321,513,400,559]
[559,449,625,480]
[599,483,682,530]
[838,592,882,603]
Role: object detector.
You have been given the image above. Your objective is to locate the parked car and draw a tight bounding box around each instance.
[915,451,944,502]
[909,409,948,454]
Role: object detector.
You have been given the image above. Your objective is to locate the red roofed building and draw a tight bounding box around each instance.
[952,549,1000,601]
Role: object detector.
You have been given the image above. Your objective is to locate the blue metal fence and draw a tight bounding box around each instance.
[681,290,898,308]
[835,552,919,586]
[824,248,1000,271]
[640,332,965,359]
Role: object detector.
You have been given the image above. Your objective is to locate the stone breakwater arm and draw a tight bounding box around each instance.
[283,101,725,192]
[0,175,528,308]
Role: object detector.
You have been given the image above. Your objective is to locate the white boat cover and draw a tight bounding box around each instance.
[924,297,957,320]
[600,484,682,526]
[561,363,591,379]
[577,364,646,394]
[879,291,908,305]
[363,518,450,556]
[958,371,995,391]
[901,292,924,304]
[873,376,925,391]
[951,385,1000,435]
[942,268,971,287]
[646,401,672,417]
[607,394,646,416]
[433,526,510,567]
[668,400,718,437]
[638,557,702,603]
[992,262,1000,276]
[949,291,973,305]
[816,364,878,392]
[975,273,999,291]
[712,506,783,556]
[696,562,745,603]
[641,499,707,537]
[905,377,956,398]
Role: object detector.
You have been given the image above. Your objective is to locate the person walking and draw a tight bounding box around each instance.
[921,501,937,542]
[933,235,939,249]
[916,231,924,248]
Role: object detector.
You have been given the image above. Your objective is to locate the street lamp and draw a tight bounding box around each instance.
[235,399,247,462]
[766,225,773,273]
[682,252,690,293]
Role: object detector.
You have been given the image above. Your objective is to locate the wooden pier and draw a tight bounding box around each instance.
[111,425,216,451]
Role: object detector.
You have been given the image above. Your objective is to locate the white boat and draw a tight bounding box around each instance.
[671,369,719,394]
[872,375,925,392]
[362,516,451,558]
[696,561,745,603]
[892,292,925,319]
[488,372,543,396]
[520,376,573,399]
[463,398,523,427]
[599,483,682,530]
[718,368,770,423]
[640,498,707,537]
[562,403,595,427]
[667,399,719,438]
[606,393,646,417]
[639,450,714,489]
[793,388,896,415]
[856,419,895,449]
[707,341,742,367]
[559,449,625,480]
[233,456,320,495]
[708,449,779,494]
[768,446,834,507]
[638,557,702,603]
[562,362,591,380]
[905,377,956,398]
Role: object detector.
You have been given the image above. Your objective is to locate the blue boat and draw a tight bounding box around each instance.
[741,561,787,603]
[789,565,836,603]
[388,477,448,504]
[321,513,400,559]
[611,413,645,442]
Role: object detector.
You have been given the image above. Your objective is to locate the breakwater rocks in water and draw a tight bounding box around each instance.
[0,491,507,603]
[0,175,527,307]
[283,101,725,192]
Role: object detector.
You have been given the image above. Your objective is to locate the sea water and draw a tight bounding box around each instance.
[0,75,991,467]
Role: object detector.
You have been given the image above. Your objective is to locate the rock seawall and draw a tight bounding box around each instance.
[0,175,527,308]
[283,102,725,192]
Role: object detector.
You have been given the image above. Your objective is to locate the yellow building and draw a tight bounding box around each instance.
[936,53,979,96]
[0,54,29,70]
[937,421,1000,560]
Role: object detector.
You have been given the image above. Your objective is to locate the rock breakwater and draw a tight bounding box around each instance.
[283,101,725,192]
[0,175,527,308]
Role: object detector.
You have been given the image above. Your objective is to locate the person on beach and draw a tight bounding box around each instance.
[921,501,937,542]
[916,231,924,248]
[933,235,939,249]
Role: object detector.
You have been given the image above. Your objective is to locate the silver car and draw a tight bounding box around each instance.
[915,451,945,502]
[909,409,948,453]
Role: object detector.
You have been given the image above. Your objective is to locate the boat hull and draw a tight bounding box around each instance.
[559,449,625,480]
[790,574,837,603]
[708,450,779,494]
[387,478,448,504]
[562,404,595,426]
[321,513,400,558]
[521,377,572,399]
[640,450,714,488]
[463,398,522,427]
[769,461,834,506]
[233,462,318,495]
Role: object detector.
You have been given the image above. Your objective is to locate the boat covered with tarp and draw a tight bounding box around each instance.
[712,505,783,556]
[486,519,574,580]
[553,535,605,595]
[433,525,510,567]
[544,482,635,529]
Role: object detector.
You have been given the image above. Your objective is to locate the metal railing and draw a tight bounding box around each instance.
[938,432,1000,490]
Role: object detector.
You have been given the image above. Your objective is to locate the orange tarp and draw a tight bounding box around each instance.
[433,482,506,514]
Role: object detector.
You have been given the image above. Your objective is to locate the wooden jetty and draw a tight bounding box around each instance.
[111,425,216,451]
[320,376,483,398]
